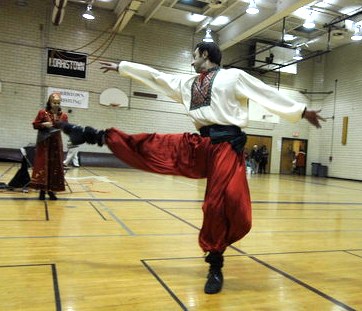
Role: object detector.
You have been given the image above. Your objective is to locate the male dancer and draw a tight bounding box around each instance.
[59,42,325,294]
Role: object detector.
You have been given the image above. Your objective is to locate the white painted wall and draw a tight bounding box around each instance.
[0,0,361,179]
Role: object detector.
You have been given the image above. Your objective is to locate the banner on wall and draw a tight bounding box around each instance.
[47,49,87,79]
[47,87,89,109]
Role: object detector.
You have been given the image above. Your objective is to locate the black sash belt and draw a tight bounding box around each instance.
[199,124,247,154]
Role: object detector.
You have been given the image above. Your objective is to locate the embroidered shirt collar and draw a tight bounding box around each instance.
[199,66,220,82]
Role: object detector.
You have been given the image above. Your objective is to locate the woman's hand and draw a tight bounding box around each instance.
[42,122,53,128]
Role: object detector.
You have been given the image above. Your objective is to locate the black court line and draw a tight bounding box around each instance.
[344,250,362,259]
[280,176,362,192]
[83,167,142,199]
[239,248,362,256]
[0,201,50,222]
[252,201,362,206]
[0,219,47,222]
[2,196,362,207]
[146,201,201,231]
[0,234,130,240]
[0,228,360,239]
[1,182,360,308]
[141,202,358,311]
[0,199,359,309]
[0,263,61,311]
[0,201,55,222]
[0,163,16,178]
[96,201,135,235]
[89,202,108,220]
[141,260,188,311]
[72,184,136,235]
[144,201,362,236]
[255,217,362,219]
[1,195,351,235]
[238,252,357,311]
[252,229,362,233]
[110,181,142,198]
[76,179,135,235]
[85,167,362,193]
[2,230,361,240]
[123,216,362,221]
[51,264,62,311]
[142,251,358,311]
[143,248,362,260]
[44,201,49,221]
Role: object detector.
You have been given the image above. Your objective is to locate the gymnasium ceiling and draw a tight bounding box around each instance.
[67,0,362,69]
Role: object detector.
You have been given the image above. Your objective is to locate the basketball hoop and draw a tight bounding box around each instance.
[110,103,120,108]
[99,88,129,108]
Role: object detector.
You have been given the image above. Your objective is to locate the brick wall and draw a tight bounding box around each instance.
[0,0,361,179]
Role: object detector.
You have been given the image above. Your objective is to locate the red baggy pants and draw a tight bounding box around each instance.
[106,128,252,252]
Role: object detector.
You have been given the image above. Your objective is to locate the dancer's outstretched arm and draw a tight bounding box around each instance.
[100,61,118,73]
[303,109,326,128]
[99,61,326,129]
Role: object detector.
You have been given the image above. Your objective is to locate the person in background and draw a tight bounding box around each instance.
[58,42,325,294]
[250,144,260,174]
[292,151,297,174]
[296,148,306,175]
[63,141,80,168]
[258,145,269,174]
[30,92,68,200]
[244,148,252,175]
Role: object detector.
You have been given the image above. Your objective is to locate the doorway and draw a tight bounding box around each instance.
[280,138,308,175]
[245,135,272,173]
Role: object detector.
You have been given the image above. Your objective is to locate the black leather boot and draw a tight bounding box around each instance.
[39,190,45,200]
[48,191,57,200]
[56,122,105,146]
[204,252,224,294]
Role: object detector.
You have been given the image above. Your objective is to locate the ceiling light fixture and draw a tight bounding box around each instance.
[283,34,296,41]
[293,48,303,60]
[246,0,259,15]
[203,27,214,42]
[82,4,95,20]
[188,13,207,23]
[351,24,362,41]
[303,10,315,29]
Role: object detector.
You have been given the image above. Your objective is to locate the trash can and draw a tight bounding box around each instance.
[311,163,321,176]
[318,165,328,177]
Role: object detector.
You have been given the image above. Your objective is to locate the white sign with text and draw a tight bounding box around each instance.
[47,87,89,109]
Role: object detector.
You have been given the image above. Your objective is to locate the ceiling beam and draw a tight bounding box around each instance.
[195,0,241,33]
[218,0,315,50]
[112,0,142,32]
[144,0,167,24]
[113,0,133,16]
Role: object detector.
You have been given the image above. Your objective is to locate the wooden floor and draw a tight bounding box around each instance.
[0,162,361,311]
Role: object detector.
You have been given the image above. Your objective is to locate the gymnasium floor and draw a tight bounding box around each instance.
[0,162,361,311]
